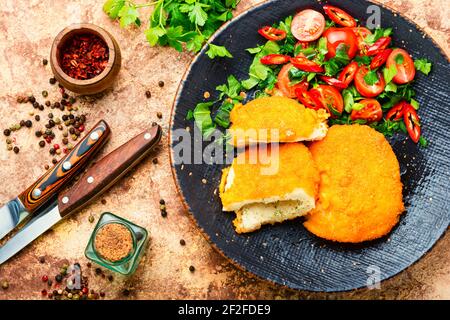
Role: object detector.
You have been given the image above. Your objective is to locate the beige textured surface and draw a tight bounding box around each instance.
[0,0,448,300]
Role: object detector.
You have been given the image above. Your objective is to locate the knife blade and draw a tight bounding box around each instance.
[0,125,161,265]
[0,120,110,241]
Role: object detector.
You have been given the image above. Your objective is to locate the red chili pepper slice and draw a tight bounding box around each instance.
[290,56,324,73]
[258,26,287,41]
[319,76,348,89]
[403,103,421,143]
[323,5,357,27]
[338,61,358,87]
[386,101,405,121]
[260,54,291,65]
[366,37,392,56]
[295,88,325,111]
[370,48,393,69]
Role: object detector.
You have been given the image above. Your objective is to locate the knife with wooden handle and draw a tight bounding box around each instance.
[0,120,110,241]
[0,125,161,265]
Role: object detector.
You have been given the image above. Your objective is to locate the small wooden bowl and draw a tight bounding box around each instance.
[50,23,121,95]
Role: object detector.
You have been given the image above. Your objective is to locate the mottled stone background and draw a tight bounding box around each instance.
[0,0,448,300]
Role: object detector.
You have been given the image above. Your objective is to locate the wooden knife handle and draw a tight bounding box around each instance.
[18,120,110,214]
[58,125,162,218]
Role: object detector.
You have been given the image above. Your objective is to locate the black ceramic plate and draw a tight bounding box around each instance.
[169,0,450,291]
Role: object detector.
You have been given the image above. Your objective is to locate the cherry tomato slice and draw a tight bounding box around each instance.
[351,27,372,54]
[354,65,386,98]
[313,85,344,116]
[386,48,416,84]
[350,99,383,122]
[323,5,356,27]
[366,37,392,56]
[291,9,326,42]
[323,27,358,60]
[277,63,309,98]
[258,26,287,41]
[290,56,324,73]
[260,54,291,65]
[338,61,358,86]
[370,49,393,70]
[295,88,325,111]
[320,76,347,90]
[403,103,421,143]
[386,101,406,121]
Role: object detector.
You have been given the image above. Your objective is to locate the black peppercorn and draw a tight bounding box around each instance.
[161,210,167,218]
[3,129,11,136]
[35,130,42,137]
[49,77,56,85]
[62,114,68,121]
[152,158,158,164]
[29,96,36,103]
[39,141,45,148]
[107,275,113,282]
[48,113,53,119]
[55,274,63,283]
[43,58,48,66]
[45,101,51,107]
[69,128,75,134]
[95,268,102,275]
[20,120,25,127]
[32,101,39,108]
[49,148,55,155]
[145,90,151,98]
[13,147,19,154]
[157,112,163,119]
[62,138,68,145]
[62,93,69,99]
[25,120,32,128]
[180,239,186,246]
[189,265,195,272]
[49,120,55,127]
[52,158,57,165]
[158,80,165,87]
[69,114,74,120]
[159,199,165,205]
[39,105,44,111]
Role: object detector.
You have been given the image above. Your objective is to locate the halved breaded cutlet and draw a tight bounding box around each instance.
[229,96,329,147]
[220,143,320,233]
[304,124,405,243]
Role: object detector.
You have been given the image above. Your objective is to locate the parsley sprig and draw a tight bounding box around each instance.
[103,0,239,53]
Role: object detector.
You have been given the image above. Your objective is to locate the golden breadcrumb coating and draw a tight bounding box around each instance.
[229,96,328,147]
[220,143,319,211]
[304,124,404,243]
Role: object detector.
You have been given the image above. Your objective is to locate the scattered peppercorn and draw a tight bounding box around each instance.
[55,274,63,283]
[41,289,47,296]
[44,164,50,170]
[107,275,114,282]
[157,112,163,119]
[3,129,11,136]
[13,147,19,154]
[43,58,48,66]
[39,256,45,263]
[161,210,167,218]
[35,115,40,121]
[95,268,102,275]
[101,199,107,205]
[145,90,152,98]
[25,120,32,128]
[158,80,165,87]
[1,281,8,290]
[52,158,57,165]
[42,275,48,282]
[42,90,48,98]
[88,215,95,223]
[180,239,186,246]
[49,77,56,85]
[47,280,53,287]
[152,158,158,164]
[189,265,195,272]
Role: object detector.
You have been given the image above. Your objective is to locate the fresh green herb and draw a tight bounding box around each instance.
[242,41,280,89]
[343,89,354,113]
[410,98,420,110]
[414,58,432,75]
[214,100,234,128]
[246,46,263,54]
[419,136,428,147]
[103,0,239,53]
[384,81,398,93]
[206,44,233,59]
[383,64,397,84]
[354,55,372,66]
[193,101,216,138]
[323,44,349,76]
[276,16,296,55]
[364,27,392,44]
[186,109,194,120]
[394,54,404,64]
[317,37,328,55]
[352,102,365,111]
[288,67,308,83]
[371,119,403,137]
[364,69,379,85]
[216,75,242,100]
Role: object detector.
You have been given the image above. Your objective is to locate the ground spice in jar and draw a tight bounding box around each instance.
[60,34,109,80]
[94,223,133,262]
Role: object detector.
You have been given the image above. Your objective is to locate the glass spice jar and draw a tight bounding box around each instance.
[85,212,148,275]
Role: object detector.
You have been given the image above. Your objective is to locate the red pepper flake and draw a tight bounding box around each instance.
[60,34,109,80]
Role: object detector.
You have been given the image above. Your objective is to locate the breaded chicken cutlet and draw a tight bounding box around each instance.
[229,96,329,147]
[220,143,320,233]
[304,124,404,243]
